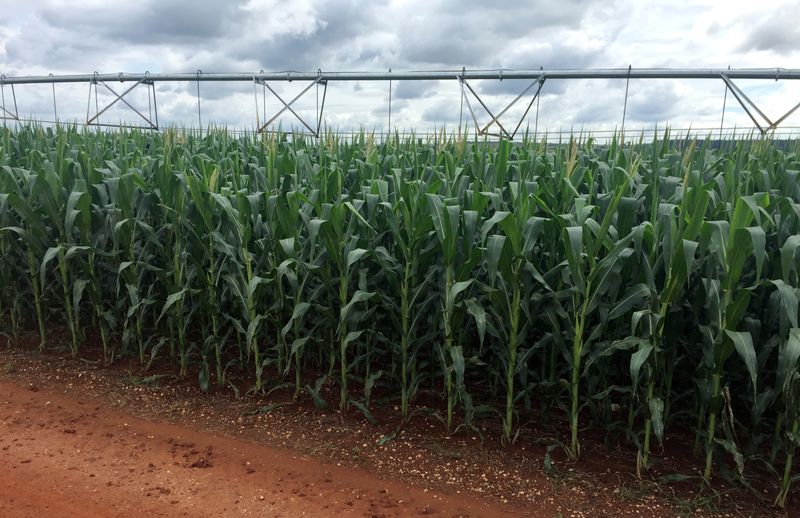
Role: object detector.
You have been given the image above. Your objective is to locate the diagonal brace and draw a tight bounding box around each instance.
[480,74,546,137]
[507,77,546,139]
[458,76,482,136]
[460,77,510,137]
[721,74,800,133]
[0,80,19,121]
[256,78,327,136]
[720,74,770,134]
[86,79,158,129]
[771,98,800,129]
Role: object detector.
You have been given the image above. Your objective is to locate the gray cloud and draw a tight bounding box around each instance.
[625,83,681,123]
[372,99,407,119]
[737,9,800,55]
[421,101,464,125]
[39,1,247,45]
[229,0,389,71]
[392,80,438,100]
[1,0,798,133]
[397,0,591,66]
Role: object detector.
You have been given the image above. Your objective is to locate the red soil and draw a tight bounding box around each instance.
[0,378,523,517]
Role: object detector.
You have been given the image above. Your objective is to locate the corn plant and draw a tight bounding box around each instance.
[480,181,547,443]
[697,189,768,480]
[373,170,437,419]
[319,197,374,410]
[427,192,483,431]
[629,140,710,471]
[0,125,798,505]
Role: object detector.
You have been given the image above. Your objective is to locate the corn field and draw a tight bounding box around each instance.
[1,125,799,505]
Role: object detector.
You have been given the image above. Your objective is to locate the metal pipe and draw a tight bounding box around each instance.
[510,78,545,139]
[461,79,509,136]
[621,65,632,141]
[86,79,146,125]
[316,81,328,134]
[257,79,319,133]
[52,80,58,122]
[480,74,545,135]
[720,74,766,134]
[253,77,260,129]
[196,70,202,135]
[96,80,156,128]
[458,77,480,138]
[152,82,159,129]
[262,83,308,132]
[719,73,729,140]
[4,68,800,84]
[771,99,800,129]
[1,82,6,128]
[387,68,392,134]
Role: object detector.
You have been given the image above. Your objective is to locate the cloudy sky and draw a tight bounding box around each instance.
[1,0,799,137]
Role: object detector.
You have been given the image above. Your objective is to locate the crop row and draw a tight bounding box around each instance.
[1,126,798,504]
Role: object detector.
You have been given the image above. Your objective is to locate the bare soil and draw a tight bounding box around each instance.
[0,342,793,517]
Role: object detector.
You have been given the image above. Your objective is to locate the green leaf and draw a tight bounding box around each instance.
[564,226,584,290]
[304,375,328,409]
[281,302,312,338]
[344,201,374,232]
[480,211,510,243]
[586,336,646,370]
[779,329,800,388]
[290,337,310,355]
[40,246,61,289]
[157,288,188,324]
[630,342,654,393]
[279,237,297,259]
[781,235,800,281]
[346,248,369,275]
[118,261,134,275]
[350,399,378,425]
[247,275,270,301]
[450,345,466,388]
[725,330,757,396]
[609,283,650,320]
[742,226,766,280]
[340,290,375,323]
[342,330,363,352]
[72,278,89,318]
[649,397,665,444]
[426,194,447,245]
[446,280,473,316]
[680,239,699,287]
[715,438,745,477]
[376,432,396,445]
[485,234,507,281]
[771,280,799,329]
[364,370,383,403]
[64,245,89,260]
[464,298,486,345]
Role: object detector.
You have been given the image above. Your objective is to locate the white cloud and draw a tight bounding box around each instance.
[1,0,799,135]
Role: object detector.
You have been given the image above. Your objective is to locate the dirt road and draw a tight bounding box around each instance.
[0,379,524,517]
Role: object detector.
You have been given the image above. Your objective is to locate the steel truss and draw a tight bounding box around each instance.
[253,71,327,136]
[0,75,19,123]
[2,68,800,136]
[86,74,158,130]
[458,70,546,138]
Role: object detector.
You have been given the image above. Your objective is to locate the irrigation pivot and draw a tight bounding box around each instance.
[2,67,799,135]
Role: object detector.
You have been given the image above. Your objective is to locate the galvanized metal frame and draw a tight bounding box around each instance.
[2,67,800,136]
[85,74,158,130]
[0,75,19,123]
[720,73,800,135]
[254,74,327,136]
[6,68,800,83]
